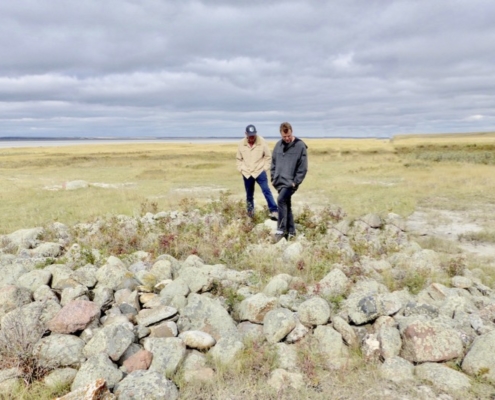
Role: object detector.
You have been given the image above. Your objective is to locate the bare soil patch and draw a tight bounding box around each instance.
[407,205,495,264]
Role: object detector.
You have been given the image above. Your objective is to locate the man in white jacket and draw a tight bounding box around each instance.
[236,124,278,219]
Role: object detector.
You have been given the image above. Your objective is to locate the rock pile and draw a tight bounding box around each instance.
[0,209,494,399]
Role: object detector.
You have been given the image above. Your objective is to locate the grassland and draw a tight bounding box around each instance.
[2,133,495,399]
[1,133,495,235]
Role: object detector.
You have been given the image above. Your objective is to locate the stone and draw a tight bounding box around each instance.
[452,276,473,289]
[149,259,173,281]
[95,256,130,291]
[361,333,381,362]
[176,266,213,293]
[267,369,304,391]
[285,320,310,343]
[263,308,297,344]
[377,324,402,360]
[43,368,78,389]
[56,378,115,400]
[237,321,265,342]
[34,334,87,368]
[70,264,98,288]
[83,324,135,361]
[122,349,153,373]
[71,354,123,390]
[5,227,44,249]
[17,269,52,292]
[400,320,464,363]
[149,321,178,338]
[208,336,245,365]
[462,330,495,384]
[313,267,350,298]
[263,274,291,297]
[0,285,32,319]
[380,356,414,382]
[143,337,186,377]
[360,213,382,228]
[31,242,63,257]
[61,285,89,306]
[297,296,331,326]
[135,305,178,327]
[238,292,278,324]
[114,370,179,400]
[313,325,350,369]
[275,343,299,372]
[181,350,215,383]
[332,315,359,348]
[47,300,100,334]
[415,362,471,393]
[179,330,216,350]
[177,293,238,341]
[283,242,303,263]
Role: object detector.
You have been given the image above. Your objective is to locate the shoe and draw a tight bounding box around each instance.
[272,233,285,244]
[269,211,278,221]
[287,233,296,241]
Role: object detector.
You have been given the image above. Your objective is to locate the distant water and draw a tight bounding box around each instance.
[0,136,388,149]
[0,138,241,149]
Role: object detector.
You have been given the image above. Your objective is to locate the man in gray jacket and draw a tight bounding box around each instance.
[270,122,308,242]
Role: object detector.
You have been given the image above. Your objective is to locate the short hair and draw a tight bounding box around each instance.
[279,122,292,134]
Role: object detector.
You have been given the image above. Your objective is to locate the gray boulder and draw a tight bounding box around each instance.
[144,337,186,378]
[71,353,123,390]
[415,362,471,393]
[379,356,414,383]
[238,292,278,324]
[114,370,179,400]
[263,308,297,344]
[17,269,52,292]
[178,293,238,341]
[34,334,86,368]
[313,325,350,369]
[95,256,129,290]
[297,296,331,326]
[462,330,495,384]
[83,324,135,361]
[0,285,32,319]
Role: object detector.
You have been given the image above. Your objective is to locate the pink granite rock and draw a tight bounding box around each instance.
[47,300,100,334]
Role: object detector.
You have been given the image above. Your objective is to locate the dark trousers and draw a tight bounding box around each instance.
[276,187,296,235]
[243,171,278,215]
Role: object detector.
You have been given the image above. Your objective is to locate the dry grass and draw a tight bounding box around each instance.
[2,134,495,399]
[1,134,495,235]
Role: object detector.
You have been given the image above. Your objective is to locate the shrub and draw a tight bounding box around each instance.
[0,307,50,386]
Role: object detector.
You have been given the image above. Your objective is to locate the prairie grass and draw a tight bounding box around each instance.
[2,134,495,234]
[2,134,495,399]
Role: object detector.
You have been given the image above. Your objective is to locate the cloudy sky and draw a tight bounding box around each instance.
[1,0,494,139]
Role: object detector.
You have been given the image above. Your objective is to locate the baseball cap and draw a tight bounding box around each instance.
[245,124,257,136]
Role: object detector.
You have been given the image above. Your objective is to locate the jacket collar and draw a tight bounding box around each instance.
[244,136,260,146]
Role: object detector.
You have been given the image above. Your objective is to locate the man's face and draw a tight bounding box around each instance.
[247,134,257,145]
[281,128,293,143]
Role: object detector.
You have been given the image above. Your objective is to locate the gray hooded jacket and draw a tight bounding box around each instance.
[270,137,308,191]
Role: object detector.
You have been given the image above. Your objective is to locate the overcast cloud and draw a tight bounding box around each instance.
[1,0,494,138]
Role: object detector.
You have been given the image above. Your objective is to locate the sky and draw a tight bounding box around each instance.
[1,0,494,139]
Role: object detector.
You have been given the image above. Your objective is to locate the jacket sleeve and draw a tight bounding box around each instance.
[236,145,244,173]
[262,141,272,171]
[270,145,277,182]
[293,145,308,186]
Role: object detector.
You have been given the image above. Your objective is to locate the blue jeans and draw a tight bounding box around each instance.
[243,171,278,215]
[276,187,296,235]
